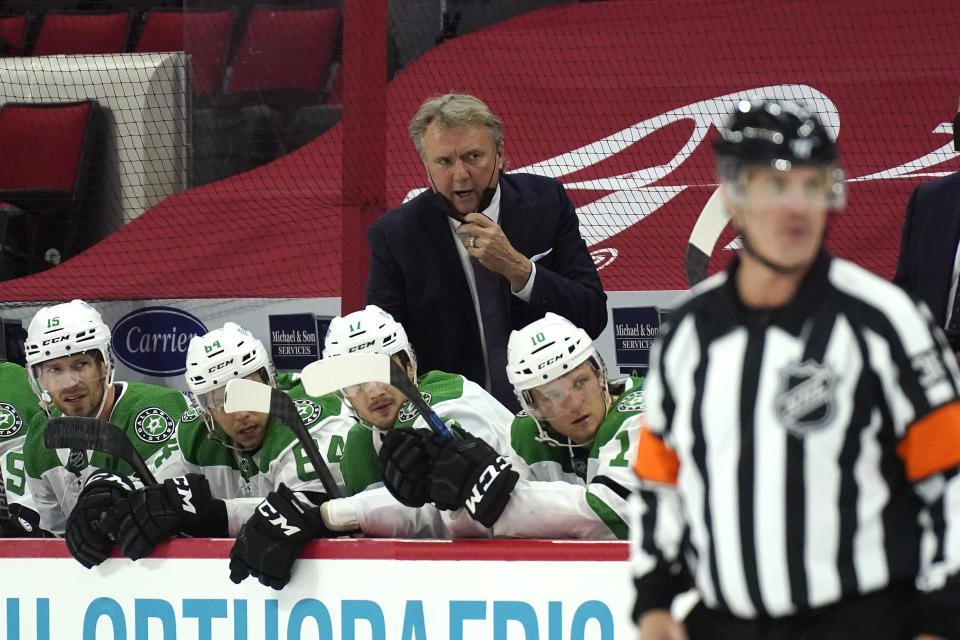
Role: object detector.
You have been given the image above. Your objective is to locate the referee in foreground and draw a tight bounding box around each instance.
[631,98,960,640]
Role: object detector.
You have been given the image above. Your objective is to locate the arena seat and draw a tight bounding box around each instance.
[192,103,284,186]
[224,5,340,97]
[134,8,234,97]
[0,100,102,273]
[32,10,131,56]
[0,14,29,57]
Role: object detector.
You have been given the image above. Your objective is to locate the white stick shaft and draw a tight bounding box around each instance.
[688,186,731,254]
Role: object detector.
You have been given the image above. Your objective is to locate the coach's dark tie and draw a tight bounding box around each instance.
[471,257,517,412]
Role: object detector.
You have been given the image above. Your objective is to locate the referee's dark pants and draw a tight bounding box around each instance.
[684,585,918,640]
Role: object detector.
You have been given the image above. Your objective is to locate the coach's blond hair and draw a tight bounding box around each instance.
[409,94,504,159]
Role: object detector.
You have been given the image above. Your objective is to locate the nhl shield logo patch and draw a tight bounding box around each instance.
[180,406,202,423]
[0,403,23,438]
[65,449,89,474]
[134,407,176,443]
[775,360,838,435]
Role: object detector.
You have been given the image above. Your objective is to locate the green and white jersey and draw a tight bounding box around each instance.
[445,376,644,540]
[340,370,516,496]
[23,381,187,536]
[274,371,302,391]
[147,387,354,534]
[0,362,45,534]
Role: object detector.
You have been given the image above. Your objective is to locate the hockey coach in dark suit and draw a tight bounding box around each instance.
[894,95,960,352]
[365,93,607,412]
[894,172,960,333]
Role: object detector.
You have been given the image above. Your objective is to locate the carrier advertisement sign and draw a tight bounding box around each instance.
[0,540,633,640]
[111,307,207,377]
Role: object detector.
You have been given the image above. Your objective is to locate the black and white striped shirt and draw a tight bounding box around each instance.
[633,251,960,623]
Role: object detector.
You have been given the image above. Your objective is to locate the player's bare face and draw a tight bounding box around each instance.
[528,362,607,444]
[735,166,830,272]
[206,372,270,449]
[422,122,502,216]
[344,357,414,430]
[210,406,270,450]
[38,353,108,417]
[347,382,406,429]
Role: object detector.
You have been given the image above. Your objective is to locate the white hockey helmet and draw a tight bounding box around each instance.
[184,322,276,413]
[24,299,115,411]
[506,313,608,447]
[322,305,417,377]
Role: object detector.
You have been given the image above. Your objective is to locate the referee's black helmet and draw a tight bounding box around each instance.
[714,98,844,207]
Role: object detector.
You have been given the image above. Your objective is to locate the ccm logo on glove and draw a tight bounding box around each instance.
[256,501,303,537]
[465,456,511,515]
[171,477,197,514]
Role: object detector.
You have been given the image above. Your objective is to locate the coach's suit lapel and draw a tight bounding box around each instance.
[935,183,960,323]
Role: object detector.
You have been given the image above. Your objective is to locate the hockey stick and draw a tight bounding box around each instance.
[0,462,9,525]
[222,379,343,499]
[685,186,732,286]
[299,352,454,438]
[43,417,157,486]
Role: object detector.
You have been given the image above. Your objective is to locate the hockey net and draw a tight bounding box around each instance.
[0,0,958,306]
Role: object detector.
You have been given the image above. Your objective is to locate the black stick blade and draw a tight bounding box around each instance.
[43,417,156,485]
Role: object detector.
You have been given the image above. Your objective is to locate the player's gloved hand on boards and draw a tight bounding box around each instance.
[229,484,335,590]
[2,503,52,538]
[65,469,135,568]
[429,425,519,527]
[379,426,436,507]
[107,473,227,560]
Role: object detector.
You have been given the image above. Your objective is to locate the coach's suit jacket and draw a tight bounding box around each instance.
[893,171,960,327]
[365,172,608,390]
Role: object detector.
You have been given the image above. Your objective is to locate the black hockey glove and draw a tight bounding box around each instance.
[229,484,334,590]
[379,427,435,507]
[65,469,135,568]
[1,503,52,538]
[108,473,227,560]
[429,426,519,527]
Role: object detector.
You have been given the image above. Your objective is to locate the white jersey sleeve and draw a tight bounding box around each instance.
[327,487,447,538]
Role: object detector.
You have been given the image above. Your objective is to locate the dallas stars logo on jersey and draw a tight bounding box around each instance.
[617,390,645,413]
[294,398,323,426]
[0,403,23,438]
[134,407,177,443]
[398,392,433,423]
